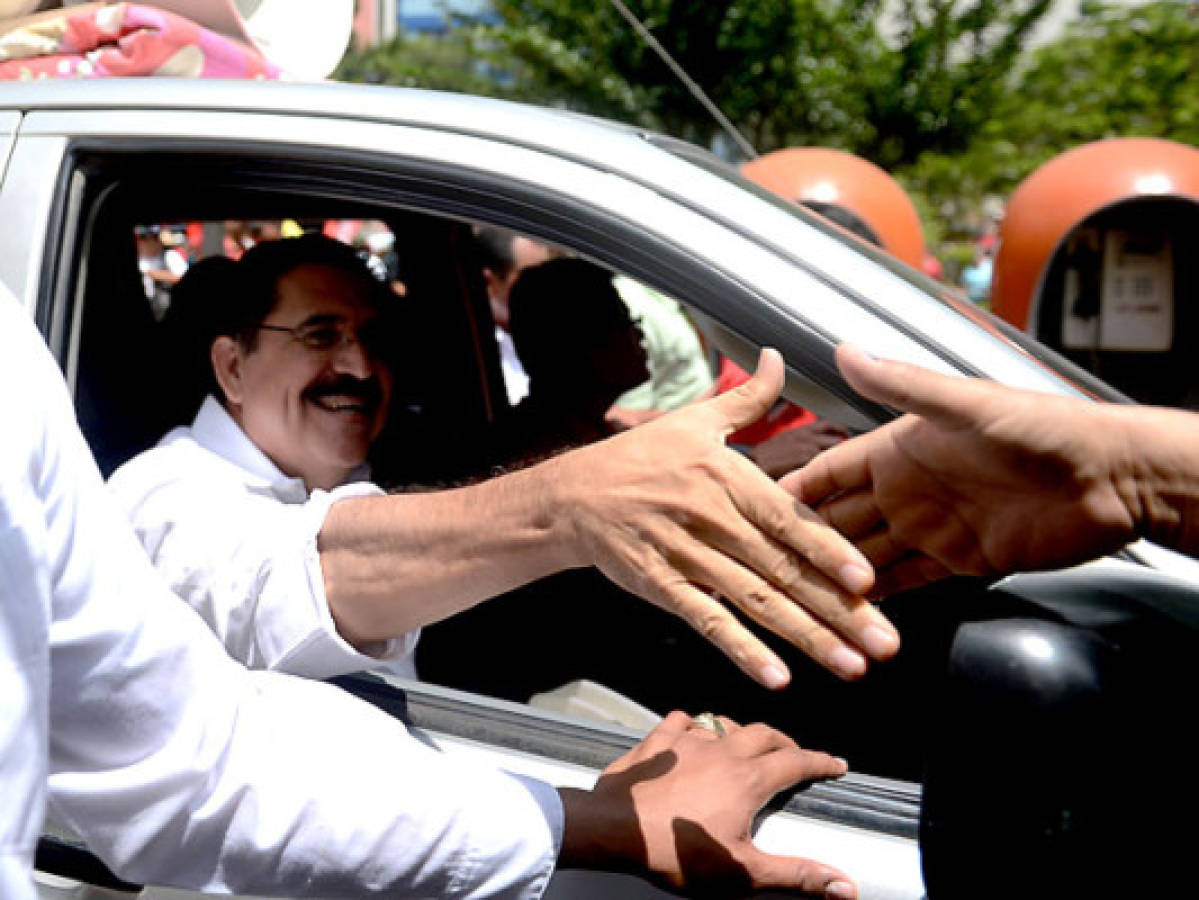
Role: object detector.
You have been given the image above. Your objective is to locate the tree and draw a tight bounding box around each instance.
[455,0,807,151]
[334,2,1194,260]
[998,0,1197,153]
[900,1,1199,239]
[337,1,1054,167]
[785,0,1053,168]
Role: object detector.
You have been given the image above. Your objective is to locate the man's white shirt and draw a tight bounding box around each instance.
[0,287,562,897]
[108,394,417,678]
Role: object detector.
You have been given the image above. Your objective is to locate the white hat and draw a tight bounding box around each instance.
[66,0,355,80]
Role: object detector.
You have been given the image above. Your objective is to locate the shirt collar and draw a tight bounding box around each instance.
[190,396,371,500]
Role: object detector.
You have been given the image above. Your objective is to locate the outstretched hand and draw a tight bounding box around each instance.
[559,711,856,898]
[784,345,1141,597]
[561,349,898,686]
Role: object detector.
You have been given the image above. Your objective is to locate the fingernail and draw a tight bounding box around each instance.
[829,646,867,679]
[862,624,900,659]
[834,756,850,772]
[838,563,873,594]
[863,623,901,656]
[826,880,857,899]
[759,663,789,690]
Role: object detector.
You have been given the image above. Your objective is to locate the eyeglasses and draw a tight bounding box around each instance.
[252,319,389,357]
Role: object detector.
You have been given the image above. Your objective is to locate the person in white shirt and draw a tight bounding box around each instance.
[0,280,858,899]
[110,233,900,688]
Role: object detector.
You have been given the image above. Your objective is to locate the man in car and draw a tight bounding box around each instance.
[108,233,899,686]
[789,344,1199,588]
[0,281,859,899]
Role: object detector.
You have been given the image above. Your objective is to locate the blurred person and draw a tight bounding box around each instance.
[223,219,253,258]
[920,252,944,281]
[250,219,283,243]
[960,248,993,306]
[496,258,651,464]
[1,274,857,900]
[473,227,713,421]
[363,227,403,292]
[134,224,187,317]
[108,233,897,692]
[474,225,555,404]
[603,276,715,430]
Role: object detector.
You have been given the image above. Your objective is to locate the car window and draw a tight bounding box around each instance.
[54,147,963,786]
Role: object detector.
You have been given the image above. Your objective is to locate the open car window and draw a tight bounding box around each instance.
[52,144,961,792]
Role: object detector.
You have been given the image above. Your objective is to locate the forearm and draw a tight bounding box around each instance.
[320,454,583,643]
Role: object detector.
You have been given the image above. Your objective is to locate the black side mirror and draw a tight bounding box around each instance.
[921,566,1199,898]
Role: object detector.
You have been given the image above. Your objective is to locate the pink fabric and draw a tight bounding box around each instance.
[0,3,280,80]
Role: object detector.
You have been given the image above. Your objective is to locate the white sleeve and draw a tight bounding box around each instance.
[108,456,417,678]
[3,296,562,898]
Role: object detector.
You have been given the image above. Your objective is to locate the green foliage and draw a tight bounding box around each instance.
[785,0,1053,168]
[900,1,1199,242]
[335,1,1196,259]
[336,28,505,97]
[483,0,808,149]
[1000,0,1198,152]
[337,1,1053,166]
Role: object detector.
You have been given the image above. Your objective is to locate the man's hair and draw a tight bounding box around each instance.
[472,225,517,276]
[214,233,387,349]
[508,257,634,383]
[799,200,883,248]
[161,254,240,418]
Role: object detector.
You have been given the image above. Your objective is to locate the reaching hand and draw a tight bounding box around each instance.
[559,711,856,898]
[784,345,1141,597]
[561,349,898,686]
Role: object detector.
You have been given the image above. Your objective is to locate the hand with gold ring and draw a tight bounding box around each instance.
[558,710,856,897]
[689,711,728,738]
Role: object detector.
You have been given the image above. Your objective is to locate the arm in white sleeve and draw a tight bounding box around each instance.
[108,443,416,678]
[2,294,560,898]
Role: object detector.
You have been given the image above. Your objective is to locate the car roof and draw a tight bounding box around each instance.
[0,78,665,166]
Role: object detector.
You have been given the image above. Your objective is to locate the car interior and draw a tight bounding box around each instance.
[52,148,1019,788]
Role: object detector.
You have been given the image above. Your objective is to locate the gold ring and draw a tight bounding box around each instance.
[690,712,726,737]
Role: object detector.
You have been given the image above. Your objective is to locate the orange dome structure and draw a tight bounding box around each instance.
[741,148,926,269]
[992,137,1199,408]
[992,137,1199,331]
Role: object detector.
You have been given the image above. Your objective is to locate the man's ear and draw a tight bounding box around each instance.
[210,336,245,407]
[482,267,511,328]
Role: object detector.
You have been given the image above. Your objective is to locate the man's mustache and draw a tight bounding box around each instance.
[304,376,384,407]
